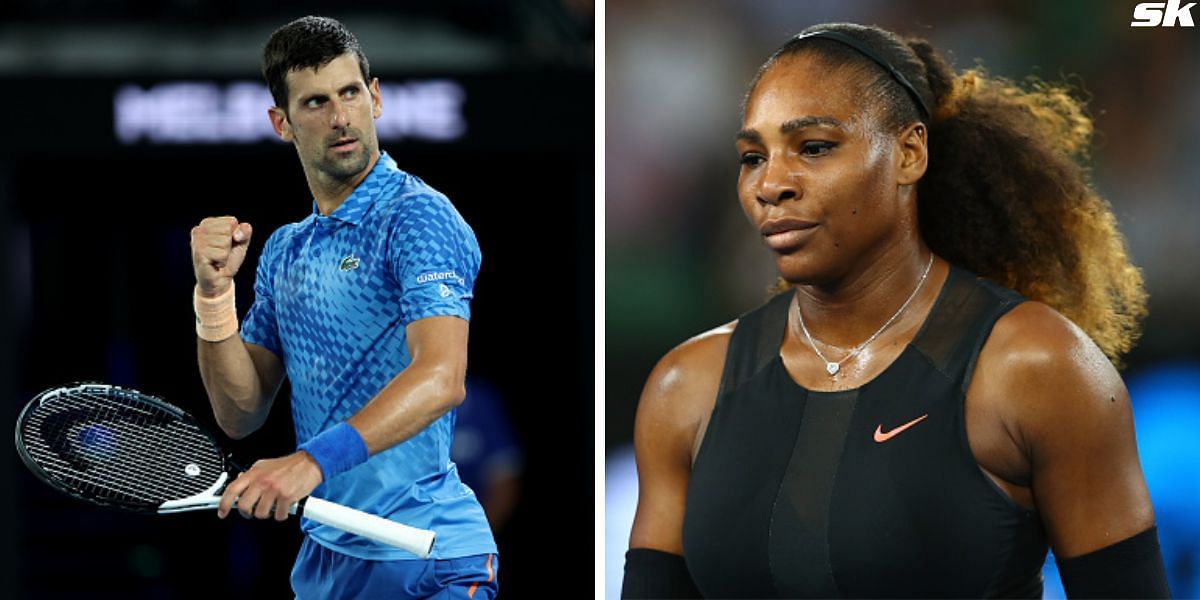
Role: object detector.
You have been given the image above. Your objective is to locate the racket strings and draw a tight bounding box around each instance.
[24,408,211,504]
[25,418,214,504]
[45,389,222,482]
[21,387,226,509]
[25,391,222,503]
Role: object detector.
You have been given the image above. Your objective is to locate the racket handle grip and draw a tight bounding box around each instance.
[295,496,436,559]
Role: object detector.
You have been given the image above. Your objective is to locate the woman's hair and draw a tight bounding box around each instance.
[754,22,1147,365]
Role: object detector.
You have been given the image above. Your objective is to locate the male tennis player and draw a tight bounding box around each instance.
[189,16,497,599]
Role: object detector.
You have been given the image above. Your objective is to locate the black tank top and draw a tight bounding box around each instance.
[682,265,1048,598]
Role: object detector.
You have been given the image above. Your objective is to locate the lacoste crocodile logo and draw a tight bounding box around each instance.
[339,255,361,272]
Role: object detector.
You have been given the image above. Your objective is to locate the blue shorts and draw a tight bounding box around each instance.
[291,536,499,599]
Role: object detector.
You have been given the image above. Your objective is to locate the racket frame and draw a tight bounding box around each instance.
[16,383,436,558]
[15,382,231,514]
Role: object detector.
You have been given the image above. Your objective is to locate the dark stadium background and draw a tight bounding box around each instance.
[0,1,593,597]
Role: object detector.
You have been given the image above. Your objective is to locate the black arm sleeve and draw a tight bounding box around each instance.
[1056,526,1171,599]
[621,548,704,599]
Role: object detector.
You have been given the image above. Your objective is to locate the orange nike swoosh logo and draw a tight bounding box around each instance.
[874,414,929,442]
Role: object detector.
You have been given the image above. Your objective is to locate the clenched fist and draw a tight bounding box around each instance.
[191,217,253,297]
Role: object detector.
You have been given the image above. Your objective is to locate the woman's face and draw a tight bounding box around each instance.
[737,53,910,285]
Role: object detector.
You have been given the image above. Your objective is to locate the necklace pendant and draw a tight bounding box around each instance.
[825,362,840,376]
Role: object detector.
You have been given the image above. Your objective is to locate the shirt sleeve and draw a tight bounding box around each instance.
[389,191,481,325]
[239,227,284,357]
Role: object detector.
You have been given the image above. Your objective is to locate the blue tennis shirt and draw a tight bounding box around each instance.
[240,152,496,560]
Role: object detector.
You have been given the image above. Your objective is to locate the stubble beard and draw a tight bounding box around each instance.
[316,138,374,182]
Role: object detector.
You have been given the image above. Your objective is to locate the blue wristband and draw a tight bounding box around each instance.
[298,422,369,482]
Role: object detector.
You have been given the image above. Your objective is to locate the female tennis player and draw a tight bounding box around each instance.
[622,22,1170,598]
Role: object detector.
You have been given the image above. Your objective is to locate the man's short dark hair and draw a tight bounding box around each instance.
[262,16,371,113]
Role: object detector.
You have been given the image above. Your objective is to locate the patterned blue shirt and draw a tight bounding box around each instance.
[240,152,496,560]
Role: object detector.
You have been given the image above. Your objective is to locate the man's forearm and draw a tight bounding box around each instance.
[198,335,275,439]
[346,360,466,455]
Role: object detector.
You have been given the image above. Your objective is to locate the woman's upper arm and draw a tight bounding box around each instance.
[627,325,732,554]
[984,303,1155,559]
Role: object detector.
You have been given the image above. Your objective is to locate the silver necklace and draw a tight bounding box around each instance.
[795,254,935,377]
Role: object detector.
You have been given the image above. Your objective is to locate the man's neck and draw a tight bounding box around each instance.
[309,151,382,216]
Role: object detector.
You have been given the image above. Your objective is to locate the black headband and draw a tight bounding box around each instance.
[793,30,931,120]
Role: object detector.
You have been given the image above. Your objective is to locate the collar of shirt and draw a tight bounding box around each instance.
[310,151,405,226]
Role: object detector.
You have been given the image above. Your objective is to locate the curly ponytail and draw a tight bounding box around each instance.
[761,23,1147,364]
[908,41,1145,365]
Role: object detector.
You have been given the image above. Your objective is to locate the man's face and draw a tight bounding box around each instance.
[273,53,382,182]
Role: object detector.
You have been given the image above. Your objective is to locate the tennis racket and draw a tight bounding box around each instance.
[14,382,435,558]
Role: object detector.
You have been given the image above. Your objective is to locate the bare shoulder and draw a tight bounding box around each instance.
[636,321,737,441]
[628,320,737,552]
[983,301,1123,391]
[974,300,1130,446]
[973,302,1153,558]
